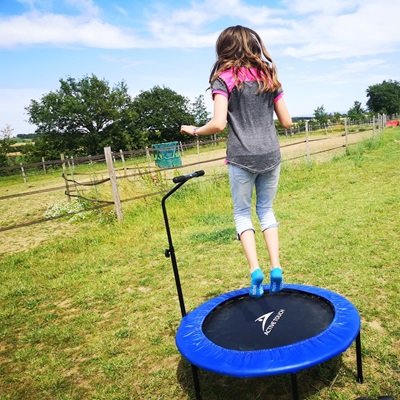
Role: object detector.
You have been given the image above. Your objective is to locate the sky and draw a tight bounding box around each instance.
[1,0,400,136]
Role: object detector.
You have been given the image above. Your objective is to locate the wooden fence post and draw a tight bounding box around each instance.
[42,157,47,174]
[305,121,310,163]
[120,149,127,176]
[344,118,348,150]
[372,116,376,139]
[104,146,124,222]
[20,163,27,184]
[145,146,151,168]
[67,157,79,196]
[61,154,71,202]
[89,156,101,205]
[378,114,382,134]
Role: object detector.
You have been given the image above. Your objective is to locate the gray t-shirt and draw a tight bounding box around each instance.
[211,67,283,173]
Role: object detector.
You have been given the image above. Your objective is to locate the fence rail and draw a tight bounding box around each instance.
[0,124,388,233]
[1,116,389,180]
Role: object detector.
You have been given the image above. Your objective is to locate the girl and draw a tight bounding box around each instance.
[181,25,292,298]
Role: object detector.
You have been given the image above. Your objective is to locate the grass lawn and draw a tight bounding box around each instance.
[0,128,399,399]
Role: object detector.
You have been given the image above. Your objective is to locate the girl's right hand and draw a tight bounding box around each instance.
[180,125,196,135]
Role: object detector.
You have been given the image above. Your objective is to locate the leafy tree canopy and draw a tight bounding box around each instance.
[366,80,400,115]
[25,74,138,157]
[0,124,14,167]
[191,95,210,126]
[347,101,366,121]
[24,76,210,159]
[313,104,328,126]
[330,112,342,124]
[131,85,195,144]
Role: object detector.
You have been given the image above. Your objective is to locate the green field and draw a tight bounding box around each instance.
[0,128,399,399]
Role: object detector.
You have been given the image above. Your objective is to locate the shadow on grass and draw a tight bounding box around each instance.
[176,355,348,399]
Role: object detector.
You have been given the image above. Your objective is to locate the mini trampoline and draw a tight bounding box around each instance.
[161,171,363,400]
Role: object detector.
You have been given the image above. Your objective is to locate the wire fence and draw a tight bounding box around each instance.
[1,117,388,180]
[0,121,388,233]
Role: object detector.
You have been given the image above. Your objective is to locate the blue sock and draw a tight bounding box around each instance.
[270,267,283,295]
[249,268,264,298]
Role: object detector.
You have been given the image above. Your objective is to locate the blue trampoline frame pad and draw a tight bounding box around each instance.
[176,284,361,378]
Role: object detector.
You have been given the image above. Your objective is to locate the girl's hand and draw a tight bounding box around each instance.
[180,125,196,135]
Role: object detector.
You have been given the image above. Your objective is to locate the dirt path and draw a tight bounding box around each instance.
[180,129,375,171]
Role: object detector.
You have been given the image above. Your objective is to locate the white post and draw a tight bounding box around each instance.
[89,156,101,206]
[20,163,27,184]
[61,154,70,202]
[305,120,310,162]
[179,141,184,155]
[372,116,376,138]
[120,149,127,176]
[42,157,46,174]
[104,146,123,222]
[145,146,151,168]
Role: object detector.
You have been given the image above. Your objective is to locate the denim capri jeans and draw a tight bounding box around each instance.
[228,163,280,237]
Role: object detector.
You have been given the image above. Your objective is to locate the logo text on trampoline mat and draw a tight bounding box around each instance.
[255,309,285,336]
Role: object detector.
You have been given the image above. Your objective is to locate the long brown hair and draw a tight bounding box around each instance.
[209,25,281,93]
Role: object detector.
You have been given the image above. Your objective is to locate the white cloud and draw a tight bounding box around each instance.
[113,4,128,17]
[153,0,278,28]
[0,13,148,48]
[201,0,277,26]
[15,0,100,15]
[280,0,400,59]
[282,0,362,16]
[342,59,389,75]
[144,0,400,59]
[63,0,100,16]
[146,0,287,48]
[2,0,400,57]
[0,0,287,50]
[293,59,390,87]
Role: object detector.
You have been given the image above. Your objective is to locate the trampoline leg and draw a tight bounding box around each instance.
[291,373,299,400]
[191,364,202,400]
[356,331,364,383]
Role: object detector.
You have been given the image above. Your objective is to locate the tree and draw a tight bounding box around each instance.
[25,74,138,158]
[347,101,365,122]
[131,86,195,144]
[0,124,14,167]
[330,112,342,124]
[313,105,328,126]
[191,95,210,126]
[366,80,400,115]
